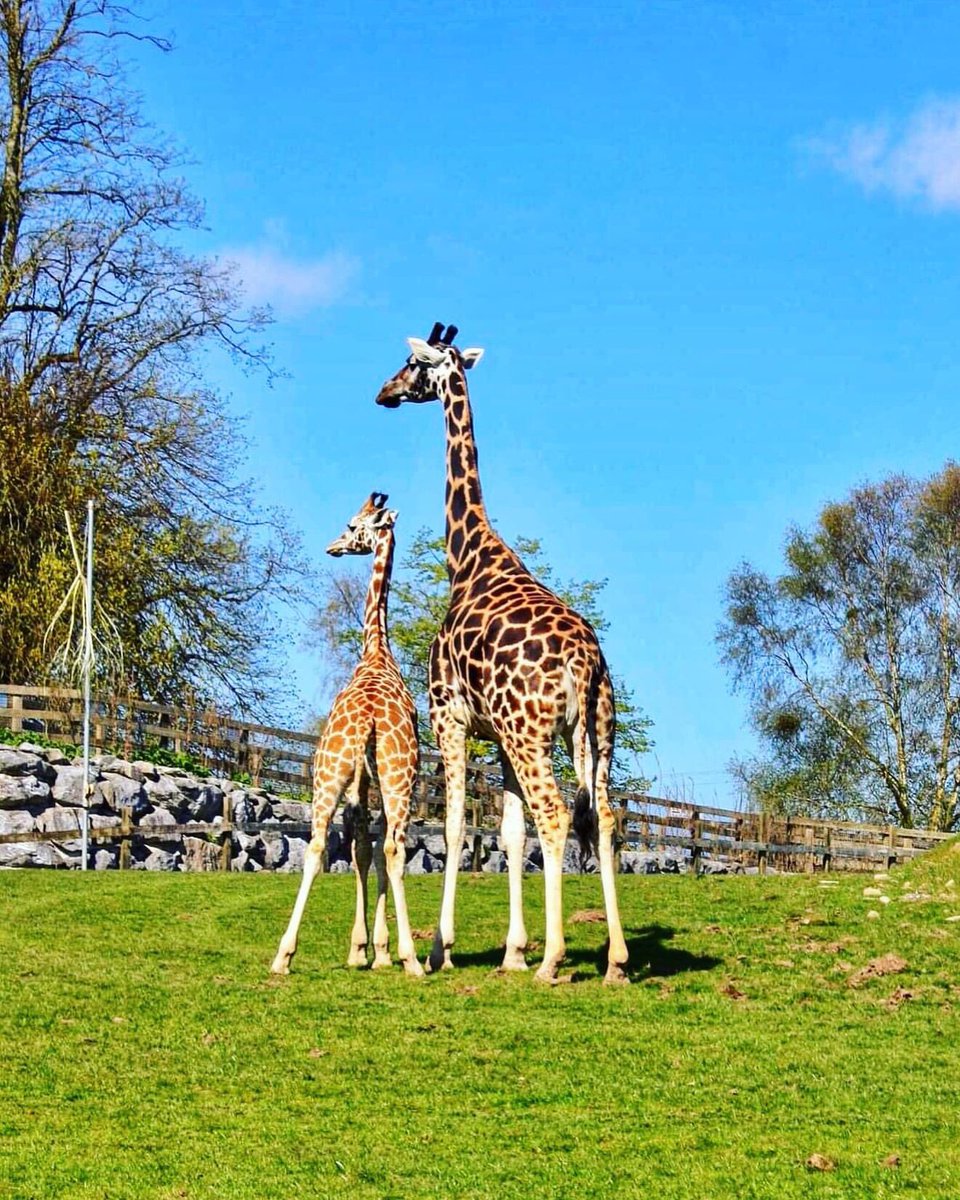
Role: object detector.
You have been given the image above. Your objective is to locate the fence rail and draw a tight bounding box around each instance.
[1,683,955,872]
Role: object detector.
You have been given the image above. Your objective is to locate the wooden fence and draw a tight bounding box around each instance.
[0,683,315,791]
[1,683,955,871]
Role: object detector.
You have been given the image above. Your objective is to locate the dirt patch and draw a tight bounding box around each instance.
[847,953,908,988]
[410,929,434,940]
[805,1153,836,1172]
[569,910,607,924]
[882,986,915,1011]
[720,981,747,1001]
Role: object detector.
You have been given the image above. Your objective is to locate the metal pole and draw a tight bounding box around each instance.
[80,500,94,871]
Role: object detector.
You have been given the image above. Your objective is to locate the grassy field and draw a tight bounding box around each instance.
[2,848,960,1200]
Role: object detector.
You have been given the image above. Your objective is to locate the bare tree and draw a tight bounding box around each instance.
[0,0,306,713]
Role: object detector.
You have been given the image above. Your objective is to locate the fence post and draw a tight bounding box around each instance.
[249,745,263,789]
[757,813,768,875]
[690,808,702,876]
[119,804,132,870]
[822,824,832,873]
[219,792,233,872]
[804,822,815,873]
[8,692,22,733]
[887,826,897,871]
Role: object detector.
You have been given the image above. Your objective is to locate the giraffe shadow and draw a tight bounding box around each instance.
[450,923,722,983]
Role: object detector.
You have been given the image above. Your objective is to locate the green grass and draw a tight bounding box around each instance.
[2,848,960,1199]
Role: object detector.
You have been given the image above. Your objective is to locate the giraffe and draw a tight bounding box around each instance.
[270,492,424,978]
[374,323,629,985]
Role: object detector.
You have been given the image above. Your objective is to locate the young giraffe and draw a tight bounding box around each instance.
[270,493,424,978]
[375,324,629,984]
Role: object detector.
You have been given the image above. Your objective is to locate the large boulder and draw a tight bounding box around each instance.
[96,773,146,812]
[182,835,221,872]
[620,850,661,875]
[182,784,224,823]
[482,849,507,873]
[142,772,183,805]
[0,772,51,808]
[270,799,311,824]
[262,833,288,870]
[93,846,119,870]
[0,808,36,835]
[406,847,441,875]
[0,749,56,782]
[51,765,89,806]
[421,832,448,858]
[132,843,181,871]
[35,806,82,834]
[283,836,309,873]
[0,840,62,868]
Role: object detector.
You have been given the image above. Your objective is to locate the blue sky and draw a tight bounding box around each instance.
[129,1,960,803]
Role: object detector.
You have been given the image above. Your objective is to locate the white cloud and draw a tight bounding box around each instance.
[805,98,960,212]
[223,244,358,317]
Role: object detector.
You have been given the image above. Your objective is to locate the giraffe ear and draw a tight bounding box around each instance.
[407,337,445,365]
[461,347,484,370]
[372,506,398,528]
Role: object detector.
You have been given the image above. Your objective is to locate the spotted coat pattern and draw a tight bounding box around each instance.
[375,331,629,983]
[270,494,423,977]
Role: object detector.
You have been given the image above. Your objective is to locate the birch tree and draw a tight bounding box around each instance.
[719,464,960,830]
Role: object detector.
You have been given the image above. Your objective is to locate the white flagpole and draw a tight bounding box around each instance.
[80,500,94,871]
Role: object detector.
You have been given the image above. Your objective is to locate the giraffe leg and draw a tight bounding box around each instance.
[597,791,629,985]
[371,811,392,969]
[590,677,629,984]
[270,774,342,975]
[428,718,467,973]
[504,741,570,983]
[499,751,528,971]
[381,806,425,977]
[347,798,373,967]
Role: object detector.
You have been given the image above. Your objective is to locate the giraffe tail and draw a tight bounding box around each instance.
[340,736,373,863]
[572,787,598,871]
[571,661,602,871]
[341,800,360,864]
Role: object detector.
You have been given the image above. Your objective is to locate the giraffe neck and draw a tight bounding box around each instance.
[362,526,394,658]
[440,369,516,581]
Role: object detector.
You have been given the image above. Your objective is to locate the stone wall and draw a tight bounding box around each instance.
[0,743,695,875]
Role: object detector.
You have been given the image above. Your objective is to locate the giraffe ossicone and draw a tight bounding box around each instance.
[375,326,629,985]
[270,492,424,978]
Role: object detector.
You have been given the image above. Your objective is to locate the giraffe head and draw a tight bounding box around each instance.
[326,493,397,557]
[375,322,484,408]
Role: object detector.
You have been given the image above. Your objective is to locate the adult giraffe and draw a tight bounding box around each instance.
[270,493,423,978]
[375,323,628,984]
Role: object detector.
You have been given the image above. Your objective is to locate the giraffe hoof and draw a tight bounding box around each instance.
[499,948,529,971]
[427,945,454,973]
[371,955,392,970]
[403,959,426,979]
[347,950,368,968]
[269,962,290,977]
[604,963,630,986]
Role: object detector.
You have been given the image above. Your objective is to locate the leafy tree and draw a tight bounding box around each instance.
[718,463,960,831]
[310,528,654,791]
[0,1,305,712]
